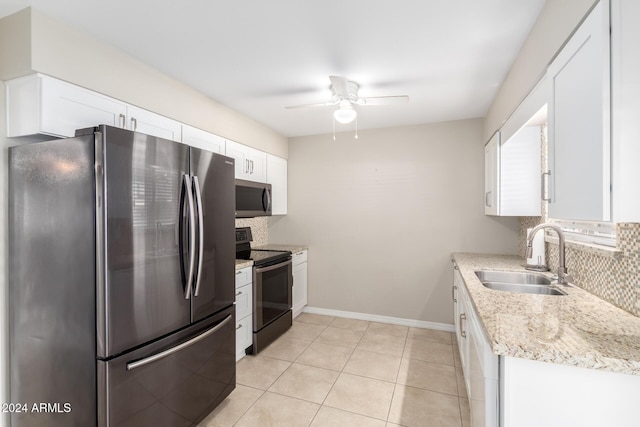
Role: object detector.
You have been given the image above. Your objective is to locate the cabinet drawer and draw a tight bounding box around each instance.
[235,283,253,320]
[292,249,308,265]
[236,315,253,361]
[235,266,252,288]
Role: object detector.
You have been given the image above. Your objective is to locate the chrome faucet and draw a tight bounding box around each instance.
[526,223,571,285]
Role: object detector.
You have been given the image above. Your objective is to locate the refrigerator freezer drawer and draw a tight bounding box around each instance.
[97,308,236,427]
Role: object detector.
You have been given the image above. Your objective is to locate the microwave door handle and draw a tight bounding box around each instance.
[192,175,204,297]
[262,187,272,212]
[183,174,196,299]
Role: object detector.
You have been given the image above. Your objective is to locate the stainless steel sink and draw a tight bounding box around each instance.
[474,270,566,296]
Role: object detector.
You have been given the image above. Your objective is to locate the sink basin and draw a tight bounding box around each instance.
[475,270,551,285]
[481,282,566,296]
[474,270,566,296]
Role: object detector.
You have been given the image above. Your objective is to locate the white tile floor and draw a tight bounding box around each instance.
[200,313,471,427]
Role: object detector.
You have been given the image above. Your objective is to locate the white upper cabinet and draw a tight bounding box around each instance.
[547,0,610,221]
[484,124,541,217]
[266,154,288,215]
[225,139,267,182]
[611,0,640,222]
[6,74,127,138]
[181,125,226,154]
[6,73,182,142]
[125,105,182,142]
[484,132,500,215]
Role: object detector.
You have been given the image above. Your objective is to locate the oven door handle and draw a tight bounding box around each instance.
[254,259,292,274]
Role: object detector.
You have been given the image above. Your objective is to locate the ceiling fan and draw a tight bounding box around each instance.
[285,76,409,124]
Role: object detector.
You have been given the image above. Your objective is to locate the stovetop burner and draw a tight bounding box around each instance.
[235,227,291,267]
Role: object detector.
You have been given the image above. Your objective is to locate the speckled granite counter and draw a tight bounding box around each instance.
[452,253,640,375]
[252,244,308,254]
[235,259,253,270]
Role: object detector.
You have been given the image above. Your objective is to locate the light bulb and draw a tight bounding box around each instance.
[333,105,357,124]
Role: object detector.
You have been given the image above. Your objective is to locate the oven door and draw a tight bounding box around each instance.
[253,258,293,331]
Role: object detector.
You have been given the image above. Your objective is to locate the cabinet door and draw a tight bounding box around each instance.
[6,74,127,138]
[547,0,610,221]
[292,256,308,318]
[225,139,267,182]
[225,139,249,179]
[127,105,182,142]
[182,125,226,153]
[236,315,253,361]
[235,283,253,320]
[267,154,288,215]
[484,132,500,215]
[245,147,267,182]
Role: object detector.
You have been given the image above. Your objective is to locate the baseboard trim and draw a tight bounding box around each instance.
[301,306,455,333]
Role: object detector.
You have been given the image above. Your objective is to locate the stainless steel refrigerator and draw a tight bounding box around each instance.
[9,125,236,426]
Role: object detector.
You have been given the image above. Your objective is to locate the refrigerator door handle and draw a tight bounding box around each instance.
[125,314,233,371]
[182,174,196,300]
[192,175,204,297]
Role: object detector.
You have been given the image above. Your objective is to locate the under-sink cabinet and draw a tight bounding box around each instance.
[235,266,253,361]
[453,265,499,427]
[453,259,640,426]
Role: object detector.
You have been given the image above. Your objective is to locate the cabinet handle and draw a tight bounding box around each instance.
[541,171,551,202]
[245,159,250,174]
[485,191,492,207]
[131,117,137,131]
[459,313,467,338]
[236,324,242,330]
[452,285,457,302]
[296,251,304,256]
[119,113,126,128]
[236,271,242,275]
[250,160,254,174]
[236,291,242,296]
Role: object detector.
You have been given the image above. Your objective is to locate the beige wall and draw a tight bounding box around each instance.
[0,8,288,158]
[483,0,598,142]
[269,120,519,325]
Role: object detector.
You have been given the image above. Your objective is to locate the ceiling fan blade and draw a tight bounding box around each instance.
[329,75,349,98]
[356,95,410,106]
[284,101,337,109]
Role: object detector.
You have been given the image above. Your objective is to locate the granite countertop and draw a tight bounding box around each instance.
[252,244,308,254]
[452,252,640,375]
[235,259,253,270]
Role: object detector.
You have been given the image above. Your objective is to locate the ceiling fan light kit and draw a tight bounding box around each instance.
[333,104,357,124]
[285,75,409,129]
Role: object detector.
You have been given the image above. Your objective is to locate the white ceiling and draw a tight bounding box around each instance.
[0,0,546,137]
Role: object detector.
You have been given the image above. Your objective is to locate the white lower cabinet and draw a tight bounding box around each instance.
[235,266,253,361]
[453,266,498,427]
[454,263,640,427]
[501,356,640,427]
[292,250,308,318]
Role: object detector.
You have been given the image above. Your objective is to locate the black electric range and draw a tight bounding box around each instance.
[235,227,291,266]
[235,226,293,355]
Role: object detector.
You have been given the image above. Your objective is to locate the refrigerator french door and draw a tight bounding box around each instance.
[9,125,236,427]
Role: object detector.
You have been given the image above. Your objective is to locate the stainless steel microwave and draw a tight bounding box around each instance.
[235,179,272,217]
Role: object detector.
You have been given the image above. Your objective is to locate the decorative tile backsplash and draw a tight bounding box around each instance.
[516,127,640,316]
[235,217,269,246]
